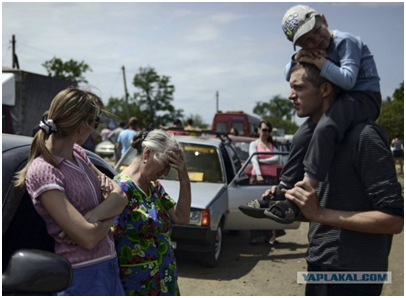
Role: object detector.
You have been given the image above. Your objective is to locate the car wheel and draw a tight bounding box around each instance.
[200,224,223,267]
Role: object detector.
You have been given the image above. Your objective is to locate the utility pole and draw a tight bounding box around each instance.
[122,66,130,122]
[216,90,219,112]
[12,35,19,69]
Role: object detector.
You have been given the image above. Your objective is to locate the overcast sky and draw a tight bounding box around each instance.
[2,2,404,125]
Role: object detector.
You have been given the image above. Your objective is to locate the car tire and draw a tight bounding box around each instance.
[200,224,223,268]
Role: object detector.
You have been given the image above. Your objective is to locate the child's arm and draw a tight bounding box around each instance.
[303,36,363,90]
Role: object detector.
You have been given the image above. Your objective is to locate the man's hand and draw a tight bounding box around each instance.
[261,185,277,200]
[284,181,323,221]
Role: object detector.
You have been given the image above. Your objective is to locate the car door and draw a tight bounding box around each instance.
[225,152,300,231]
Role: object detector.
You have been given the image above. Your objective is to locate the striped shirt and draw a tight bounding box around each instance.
[26,144,116,269]
[306,121,403,271]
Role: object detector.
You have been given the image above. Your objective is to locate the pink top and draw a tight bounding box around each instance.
[26,144,116,269]
[251,142,277,177]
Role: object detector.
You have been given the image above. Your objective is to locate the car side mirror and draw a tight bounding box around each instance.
[2,249,72,293]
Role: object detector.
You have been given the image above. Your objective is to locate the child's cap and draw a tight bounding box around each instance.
[282,5,320,50]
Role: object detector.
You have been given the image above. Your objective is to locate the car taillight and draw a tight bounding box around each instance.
[201,209,210,226]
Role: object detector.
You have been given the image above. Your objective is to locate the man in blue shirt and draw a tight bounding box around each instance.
[117,117,138,160]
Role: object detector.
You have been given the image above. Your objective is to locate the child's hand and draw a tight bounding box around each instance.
[298,55,327,70]
[295,49,327,70]
[295,49,327,61]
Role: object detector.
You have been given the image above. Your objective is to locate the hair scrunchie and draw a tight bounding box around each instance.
[39,115,58,135]
[137,131,149,152]
[140,131,149,142]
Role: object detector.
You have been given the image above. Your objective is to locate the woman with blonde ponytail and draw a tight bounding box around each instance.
[15,87,127,295]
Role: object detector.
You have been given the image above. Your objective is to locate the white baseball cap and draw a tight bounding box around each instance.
[282,5,320,50]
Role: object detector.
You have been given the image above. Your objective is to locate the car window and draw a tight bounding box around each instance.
[162,143,224,183]
[215,122,228,133]
[231,141,250,162]
[116,148,137,172]
[231,122,244,136]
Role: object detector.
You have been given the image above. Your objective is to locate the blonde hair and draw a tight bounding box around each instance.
[14,87,105,187]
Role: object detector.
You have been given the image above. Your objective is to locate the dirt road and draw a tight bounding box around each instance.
[177,173,404,296]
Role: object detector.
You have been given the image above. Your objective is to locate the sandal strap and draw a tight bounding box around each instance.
[270,201,299,221]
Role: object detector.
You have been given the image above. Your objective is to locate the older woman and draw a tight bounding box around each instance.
[112,129,191,296]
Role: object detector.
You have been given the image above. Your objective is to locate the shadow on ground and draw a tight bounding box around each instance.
[176,230,308,280]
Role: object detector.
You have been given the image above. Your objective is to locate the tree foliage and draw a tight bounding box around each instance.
[253,95,298,134]
[132,67,183,127]
[42,57,92,83]
[377,81,404,140]
[105,96,144,125]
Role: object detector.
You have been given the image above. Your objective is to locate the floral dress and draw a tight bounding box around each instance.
[112,174,180,296]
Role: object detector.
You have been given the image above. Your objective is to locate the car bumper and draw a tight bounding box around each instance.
[172,225,213,253]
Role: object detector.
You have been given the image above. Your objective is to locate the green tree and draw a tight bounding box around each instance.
[253,95,298,134]
[105,96,146,126]
[132,67,183,126]
[377,81,404,140]
[42,57,92,83]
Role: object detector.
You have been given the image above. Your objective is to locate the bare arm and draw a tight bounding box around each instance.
[40,190,115,250]
[167,150,191,225]
[85,163,128,223]
[285,181,404,234]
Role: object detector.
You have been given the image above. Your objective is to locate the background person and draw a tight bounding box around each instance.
[391,133,404,174]
[108,120,126,164]
[117,117,138,161]
[248,120,285,245]
[112,129,191,295]
[249,120,281,185]
[167,118,187,135]
[100,127,111,141]
[264,62,403,296]
[185,118,197,136]
[15,87,128,296]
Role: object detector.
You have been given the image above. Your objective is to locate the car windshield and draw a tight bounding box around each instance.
[116,142,224,183]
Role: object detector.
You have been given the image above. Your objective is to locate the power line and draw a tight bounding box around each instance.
[108,70,122,98]
[2,45,10,64]
[17,42,58,57]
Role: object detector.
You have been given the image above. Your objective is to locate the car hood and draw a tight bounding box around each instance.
[158,179,225,209]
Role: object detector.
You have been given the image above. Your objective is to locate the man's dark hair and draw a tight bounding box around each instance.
[128,117,138,128]
[173,119,182,126]
[291,62,341,96]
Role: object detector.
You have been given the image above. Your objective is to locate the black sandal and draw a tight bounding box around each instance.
[238,198,273,219]
[263,200,300,224]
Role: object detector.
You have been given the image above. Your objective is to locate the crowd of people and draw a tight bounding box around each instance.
[16,4,402,296]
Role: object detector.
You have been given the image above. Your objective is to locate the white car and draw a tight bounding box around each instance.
[115,134,299,267]
[95,140,115,158]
